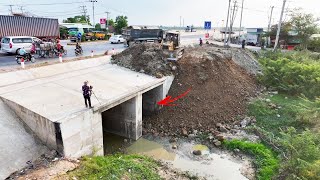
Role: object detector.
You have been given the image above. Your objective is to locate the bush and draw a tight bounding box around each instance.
[278,127,320,180]
[258,57,320,98]
[224,140,279,180]
[308,38,320,52]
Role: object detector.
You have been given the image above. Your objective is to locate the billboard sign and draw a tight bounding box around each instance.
[100,18,106,29]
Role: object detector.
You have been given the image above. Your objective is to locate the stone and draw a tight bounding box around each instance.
[234,148,240,153]
[216,135,225,141]
[241,117,251,128]
[265,99,271,102]
[193,150,202,156]
[269,103,277,109]
[169,138,177,143]
[216,123,223,128]
[172,145,177,149]
[45,150,57,159]
[155,72,164,78]
[188,134,196,139]
[214,141,222,146]
[219,126,228,133]
[277,114,281,118]
[124,139,128,143]
[172,66,177,71]
[208,135,214,140]
[139,69,145,73]
[193,130,198,135]
[182,128,188,136]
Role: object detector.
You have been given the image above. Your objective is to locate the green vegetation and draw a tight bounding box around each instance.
[224,140,279,180]
[115,16,128,34]
[258,51,320,98]
[69,154,161,180]
[246,50,320,180]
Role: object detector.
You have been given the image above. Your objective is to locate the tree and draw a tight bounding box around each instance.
[115,16,128,34]
[108,19,115,27]
[63,15,90,25]
[290,9,318,49]
[95,23,101,30]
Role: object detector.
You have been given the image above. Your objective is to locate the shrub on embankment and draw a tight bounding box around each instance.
[258,51,320,98]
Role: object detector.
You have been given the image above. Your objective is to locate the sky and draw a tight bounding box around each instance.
[0,0,319,28]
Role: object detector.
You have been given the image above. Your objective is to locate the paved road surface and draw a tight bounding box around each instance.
[0,40,126,68]
[0,35,262,69]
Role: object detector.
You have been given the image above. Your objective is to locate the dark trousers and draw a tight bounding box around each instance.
[84,95,91,107]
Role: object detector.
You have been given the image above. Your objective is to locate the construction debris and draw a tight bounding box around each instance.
[111,43,178,77]
[140,44,260,136]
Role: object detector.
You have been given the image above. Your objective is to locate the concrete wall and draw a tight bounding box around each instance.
[102,94,142,140]
[142,84,164,115]
[59,110,103,158]
[2,98,57,150]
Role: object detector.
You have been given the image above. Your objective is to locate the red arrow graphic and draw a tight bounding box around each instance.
[157,88,191,106]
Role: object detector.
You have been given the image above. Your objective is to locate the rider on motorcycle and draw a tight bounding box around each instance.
[19,47,27,56]
[75,42,83,54]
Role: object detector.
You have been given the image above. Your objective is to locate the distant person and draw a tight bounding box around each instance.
[242,39,246,49]
[199,38,203,46]
[19,47,27,56]
[82,81,92,108]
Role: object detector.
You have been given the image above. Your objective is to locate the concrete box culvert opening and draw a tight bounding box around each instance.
[102,85,164,154]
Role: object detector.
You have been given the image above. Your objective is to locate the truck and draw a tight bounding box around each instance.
[122,26,164,46]
[59,23,95,42]
[0,15,59,40]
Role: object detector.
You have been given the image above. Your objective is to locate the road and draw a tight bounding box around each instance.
[0,34,261,69]
[0,40,126,68]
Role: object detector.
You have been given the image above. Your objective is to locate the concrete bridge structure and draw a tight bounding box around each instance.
[0,56,173,169]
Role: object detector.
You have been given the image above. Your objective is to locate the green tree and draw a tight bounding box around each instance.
[63,15,90,24]
[290,9,318,49]
[95,23,101,30]
[108,19,115,27]
[115,16,128,34]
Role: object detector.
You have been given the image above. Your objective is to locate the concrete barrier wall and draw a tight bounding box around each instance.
[2,98,57,150]
[59,110,103,158]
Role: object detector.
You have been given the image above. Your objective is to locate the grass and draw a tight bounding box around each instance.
[68,154,161,180]
[224,139,279,180]
[247,94,314,136]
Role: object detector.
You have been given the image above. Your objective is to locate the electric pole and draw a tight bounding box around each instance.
[224,0,232,46]
[238,0,244,44]
[180,16,182,29]
[274,0,287,51]
[90,0,97,26]
[228,0,238,46]
[80,5,88,23]
[105,11,110,31]
[267,6,274,47]
[8,5,14,15]
[19,6,24,14]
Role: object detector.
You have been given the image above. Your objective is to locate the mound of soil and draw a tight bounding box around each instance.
[143,45,259,136]
[111,43,176,77]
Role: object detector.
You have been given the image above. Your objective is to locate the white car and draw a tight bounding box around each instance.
[0,36,33,54]
[109,35,125,44]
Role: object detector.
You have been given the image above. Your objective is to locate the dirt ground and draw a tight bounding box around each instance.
[137,44,261,136]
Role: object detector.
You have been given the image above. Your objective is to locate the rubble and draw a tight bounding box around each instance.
[111,43,176,77]
[142,45,259,136]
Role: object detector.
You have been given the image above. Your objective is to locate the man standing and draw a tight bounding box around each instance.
[82,81,92,108]
[242,39,246,49]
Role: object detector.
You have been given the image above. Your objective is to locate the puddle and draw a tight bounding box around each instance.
[104,133,253,180]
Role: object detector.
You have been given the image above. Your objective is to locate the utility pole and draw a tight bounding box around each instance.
[105,11,110,31]
[19,6,24,14]
[274,0,286,51]
[8,5,14,15]
[80,5,88,23]
[183,18,184,28]
[89,0,97,26]
[224,0,232,47]
[238,0,244,44]
[267,6,274,47]
[228,0,238,46]
[180,16,182,29]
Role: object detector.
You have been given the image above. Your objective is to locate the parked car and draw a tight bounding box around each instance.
[109,35,125,44]
[1,36,33,54]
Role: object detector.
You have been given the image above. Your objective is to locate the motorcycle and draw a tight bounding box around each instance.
[16,53,36,64]
[75,47,83,56]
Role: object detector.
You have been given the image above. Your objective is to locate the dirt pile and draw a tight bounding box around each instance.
[143,45,260,136]
[111,43,176,77]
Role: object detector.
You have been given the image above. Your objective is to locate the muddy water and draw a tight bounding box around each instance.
[104,133,252,180]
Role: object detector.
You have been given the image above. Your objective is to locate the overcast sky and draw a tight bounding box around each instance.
[0,0,319,28]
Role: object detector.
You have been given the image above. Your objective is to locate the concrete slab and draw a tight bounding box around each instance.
[0,58,164,122]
